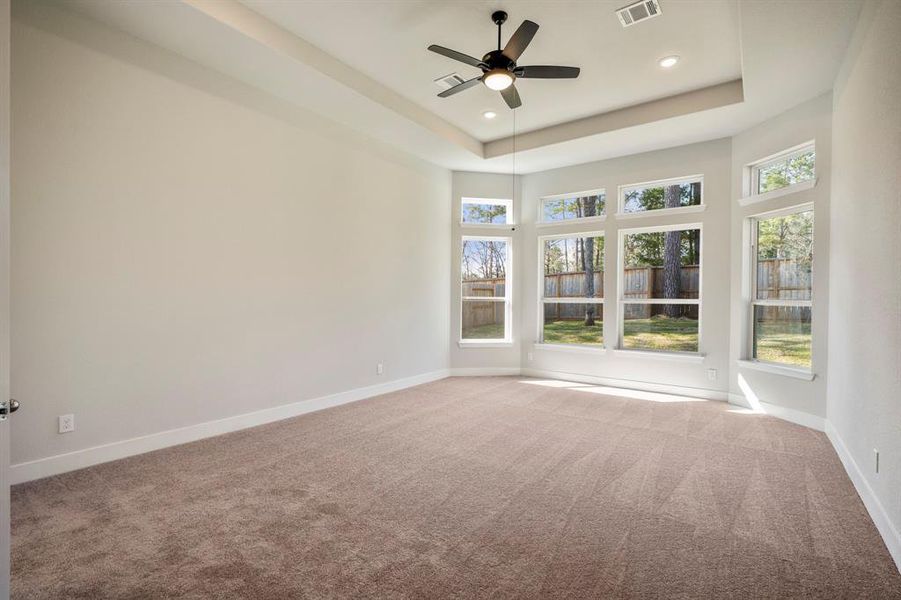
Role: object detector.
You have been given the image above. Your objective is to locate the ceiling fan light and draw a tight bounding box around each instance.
[483,69,514,91]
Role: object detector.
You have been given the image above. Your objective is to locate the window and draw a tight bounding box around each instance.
[619,225,701,353]
[752,144,815,196]
[461,237,511,342]
[619,176,702,215]
[461,197,512,225]
[749,208,813,369]
[539,233,604,347]
[539,190,605,223]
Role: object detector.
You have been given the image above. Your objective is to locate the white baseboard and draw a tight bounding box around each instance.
[10,368,451,485]
[825,421,901,572]
[727,393,826,431]
[521,368,730,401]
[448,367,522,376]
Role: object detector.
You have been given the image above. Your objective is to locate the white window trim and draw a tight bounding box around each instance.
[617,222,703,357]
[736,359,815,381]
[460,197,513,227]
[537,188,607,225]
[537,230,605,349]
[616,204,706,220]
[533,343,608,355]
[611,348,706,363]
[536,215,606,229]
[746,204,814,373]
[738,178,816,207]
[746,141,815,198]
[616,174,704,218]
[460,234,513,345]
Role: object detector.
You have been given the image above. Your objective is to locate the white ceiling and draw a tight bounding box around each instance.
[33,0,863,173]
[240,0,742,142]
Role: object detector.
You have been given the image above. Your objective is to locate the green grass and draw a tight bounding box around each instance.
[622,315,698,352]
[755,322,811,367]
[464,318,811,366]
[542,319,603,346]
[462,322,505,339]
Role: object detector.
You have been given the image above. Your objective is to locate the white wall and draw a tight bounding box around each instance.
[828,0,901,565]
[729,93,832,418]
[10,5,451,466]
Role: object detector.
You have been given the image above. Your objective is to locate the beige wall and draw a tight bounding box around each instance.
[10,8,451,465]
[828,0,901,564]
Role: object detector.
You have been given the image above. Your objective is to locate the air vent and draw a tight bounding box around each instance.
[433,73,466,90]
[616,0,662,27]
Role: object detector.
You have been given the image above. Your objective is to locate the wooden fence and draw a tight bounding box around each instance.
[463,258,809,327]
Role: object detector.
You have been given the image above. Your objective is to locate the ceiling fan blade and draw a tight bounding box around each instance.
[427,45,485,68]
[437,76,482,98]
[502,20,539,61]
[514,65,581,79]
[500,84,521,109]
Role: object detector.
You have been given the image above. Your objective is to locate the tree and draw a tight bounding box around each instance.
[662,185,682,317]
[581,198,597,325]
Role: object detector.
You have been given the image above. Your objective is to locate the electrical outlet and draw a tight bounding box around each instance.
[376,363,384,376]
[707,368,717,381]
[58,414,75,434]
[874,449,880,474]
[527,352,533,362]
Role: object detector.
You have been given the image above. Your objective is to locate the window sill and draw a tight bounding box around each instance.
[614,204,706,220]
[536,215,606,229]
[738,178,816,207]
[458,222,516,232]
[611,349,706,363]
[458,341,513,349]
[736,359,815,381]
[533,343,607,355]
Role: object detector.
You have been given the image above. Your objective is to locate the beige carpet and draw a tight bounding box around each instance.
[11,376,901,599]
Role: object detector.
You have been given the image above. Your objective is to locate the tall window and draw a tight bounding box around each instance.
[750,208,813,368]
[619,224,701,353]
[461,237,511,342]
[540,233,604,347]
[751,144,815,196]
[539,190,605,223]
[619,176,702,215]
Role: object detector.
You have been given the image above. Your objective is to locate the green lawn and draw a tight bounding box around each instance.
[542,319,603,346]
[464,318,811,366]
[622,316,698,352]
[755,322,811,367]
[462,322,505,339]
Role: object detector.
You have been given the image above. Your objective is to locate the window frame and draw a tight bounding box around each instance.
[537,188,606,228]
[746,204,814,372]
[749,142,816,199]
[459,234,513,346]
[616,222,704,356]
[536,230,606,351]
[460,197,513,228]
[616,174,705,219]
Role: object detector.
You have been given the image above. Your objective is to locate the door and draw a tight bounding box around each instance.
[0,0,11,596]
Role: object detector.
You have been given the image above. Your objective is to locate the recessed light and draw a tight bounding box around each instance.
[658,55,680,69]
[483,111,497,120]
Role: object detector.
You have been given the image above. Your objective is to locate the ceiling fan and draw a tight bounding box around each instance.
[427,10,580,110]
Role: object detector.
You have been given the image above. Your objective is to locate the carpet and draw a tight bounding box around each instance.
[11,376,901,598]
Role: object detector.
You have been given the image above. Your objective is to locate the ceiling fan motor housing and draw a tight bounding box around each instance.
[482,50,515,72]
